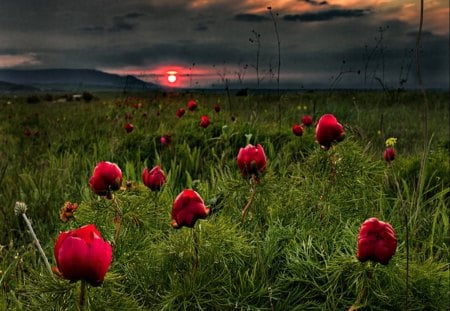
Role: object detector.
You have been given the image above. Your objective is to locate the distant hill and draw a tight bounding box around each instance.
[0,80,40,92]
[0,69,159,92]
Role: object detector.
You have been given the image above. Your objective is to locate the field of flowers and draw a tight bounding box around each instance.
[0,90,449,310]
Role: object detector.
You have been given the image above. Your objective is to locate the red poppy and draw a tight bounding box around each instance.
[124,123,134,133]
[301,115,313,126]
[176,108,186,118]
[187,100,197,111]
[384,147,395,163]
[199,115,210,128]
[142,165,166,191]
[54,224,112,286]
[357,217,397,265]
[89,161,123,196]
[315,114,345,149]
[237,144,267,178]
[171,189,210,229]
[292,124,304,136]
[214,104,221,113]
[160,134,172,146]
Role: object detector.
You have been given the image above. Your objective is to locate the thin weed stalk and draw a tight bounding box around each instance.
[389,164,409,311]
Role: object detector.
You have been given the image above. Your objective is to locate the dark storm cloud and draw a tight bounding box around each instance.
[194,23,209,31]
[234,13,270,22]
[78,11,146,33]
[109,18,138,32]
[301,0,329,6]
[123,12,146,19]
[0,1,447,89]
[80,26,105,32]
[284,9,371,22]
[109,12,146,32]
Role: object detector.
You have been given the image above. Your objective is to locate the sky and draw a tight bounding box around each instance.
[0,0,448,89]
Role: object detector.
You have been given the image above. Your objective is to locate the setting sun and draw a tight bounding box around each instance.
[167,71,177,83]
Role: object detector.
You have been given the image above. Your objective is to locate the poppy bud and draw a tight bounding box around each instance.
[124,123,134,133]
[292,124,304,136]
[237,144,267,178]
[301,115,313,126]
[171,189,210,229]
[176,108,185,118]
[160,134,172,146]
[315,114,345,150]
[187,100,197,111]
[142,165,166,191]
[53,224,112,286]
[384,147,395,163]
[89,161,123,196]
[357,217,397,265]
[199,115,210,128]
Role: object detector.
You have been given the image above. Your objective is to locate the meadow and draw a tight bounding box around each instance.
[0,90,449,310]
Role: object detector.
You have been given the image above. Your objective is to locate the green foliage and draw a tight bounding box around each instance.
[0,91,448,310]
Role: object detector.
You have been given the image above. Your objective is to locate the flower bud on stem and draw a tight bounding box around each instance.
[14,201,54,278]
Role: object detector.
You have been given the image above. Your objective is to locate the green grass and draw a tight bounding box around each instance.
[0,90,449,310]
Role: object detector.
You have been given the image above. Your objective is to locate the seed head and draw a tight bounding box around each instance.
[14,201,28,215]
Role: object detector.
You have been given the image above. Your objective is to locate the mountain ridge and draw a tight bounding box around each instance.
[0,68,159,92]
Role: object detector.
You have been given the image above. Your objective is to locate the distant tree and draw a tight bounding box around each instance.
[43,93,53,102]
[82,91,94,103]
[26,95,40,104]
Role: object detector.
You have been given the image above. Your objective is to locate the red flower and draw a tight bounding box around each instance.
[301,115,313,126]
[384,147,395,163]
[124,123,134,133]
[187,100,197,111]
[292,124,304,136]
[89,161,123,196]
[171,189,210,229]
[54,224,112,286]
[237,144,267,178]
[142,165,166,191]
[315,114,345,149]
[357,217,397,265]
[214,104,221,113]
[160,134,172,146]
[176,108,186,118]
[199,115,210,128]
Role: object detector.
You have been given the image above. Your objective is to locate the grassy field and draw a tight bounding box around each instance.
[0,90,449,310]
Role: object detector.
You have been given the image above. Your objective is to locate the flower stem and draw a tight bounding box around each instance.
[330,145,337,182]
[21,213,54,277]
[111,196,122,246]
[242,175,258,222]
[349,264,373,310]
[192,226,200,270]
[78,280,86,310]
